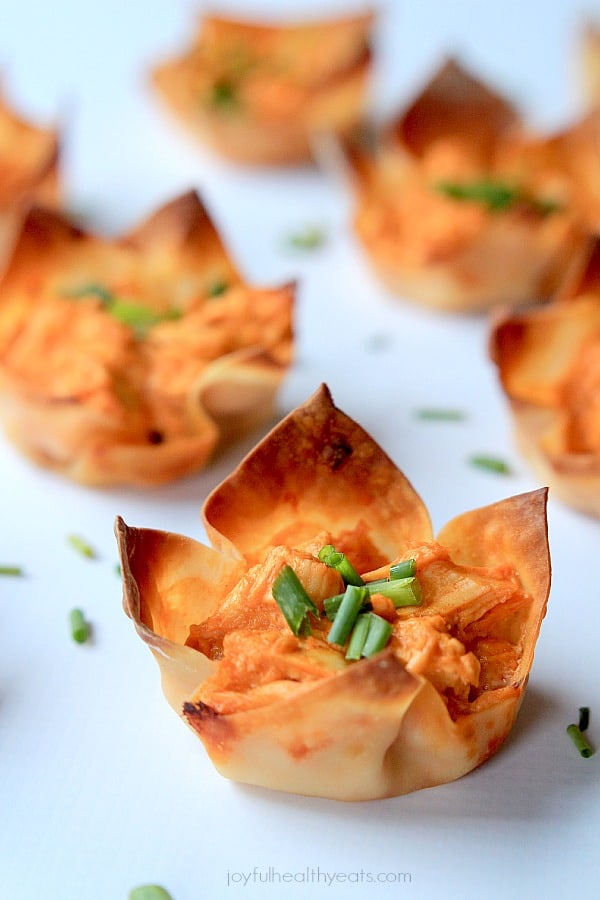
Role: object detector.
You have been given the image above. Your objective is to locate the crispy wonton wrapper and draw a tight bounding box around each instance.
[324,58,588,312]
[490,234,600,517]
[117,384,550,800]
[0,87,60,272]
[0,191,293,486]
[151,10,374,165]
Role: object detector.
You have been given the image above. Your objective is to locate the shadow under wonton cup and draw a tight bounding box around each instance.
[117,384,550,800]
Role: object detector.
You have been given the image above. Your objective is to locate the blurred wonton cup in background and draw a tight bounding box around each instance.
[151,9,375,165]
[490,234,600,518]
[117,384,550,801]
[0,191,294,486]
[324,58,591,312]
[0,87,60,272]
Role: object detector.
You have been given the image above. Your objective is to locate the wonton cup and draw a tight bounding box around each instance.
[331,58,587,312]
[118,384,550,801]
[151,10,374,165]
[0,87,60,272]
[490,234,600,517]
[0,191,293,487]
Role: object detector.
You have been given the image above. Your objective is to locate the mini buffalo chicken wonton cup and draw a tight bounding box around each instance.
[0,191,293,486]
[0,87,60,271]
[117,384,551,801]
[151,10,374,165]
[490,235,600,517]
[334,59,589,312]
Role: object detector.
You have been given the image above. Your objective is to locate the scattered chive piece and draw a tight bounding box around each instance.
[389,558,417,580]
[286,225,326,250]
[366,576,422,608]
[62,282,115,303]
[69,608,91,644]
[361,613,393,658]
[210,78,238,109]
[579,707,590,732]
[434,179,561,215]
[67,534,97,559]
[327,584,369,646]
[318,544,364,587]
[272,565,318,636]
[415,408,466,422]
[567,723,595,758]
[129,887,174,900]
[115,563,122,577]
[469,455,511,474]
[207,279,229,298]
[106,300,181,337]
[345,613,371,660]
[0,565,24,576]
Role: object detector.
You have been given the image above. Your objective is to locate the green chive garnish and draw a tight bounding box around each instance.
[210,79,238,109]
[389,558,417,580]
[272,565,318,636]
[318,544,364,587]
[469,455,511,474]
[285,225,326,250]
[129,887,174,900]
[106,300,181,337]
[62,282,115,303]
[434,179,561,216]
[579,707,590,732]
[0,565,24,576]
[69,608,91,644]
[327,584,369,646]
[567,723,595,758]
[324,574,422,620]
[415,408,466,422]
[345,613,371,660]
[361,613,393,658]
[207,279,229,298]
[67,534,97,559]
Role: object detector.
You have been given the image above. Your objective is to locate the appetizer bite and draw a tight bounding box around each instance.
[0,191,294,486]
[490,234,600,517]
[117,384,550,800]
[332,59,588,312]
[0,86,60,271]
[151,9,375,165]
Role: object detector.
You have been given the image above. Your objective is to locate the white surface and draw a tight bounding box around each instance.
[2,2,600,899]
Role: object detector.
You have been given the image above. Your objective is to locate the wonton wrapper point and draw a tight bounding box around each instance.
[151,10,375,166]
[118,385,550,800]
[0,191,294,487]
[0,86,61,273]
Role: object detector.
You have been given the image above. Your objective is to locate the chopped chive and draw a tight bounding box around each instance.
[0,565,24,576]
[327,584,369,646]
[285,225,326,250]
[345,613,371,660]
[415,408,466,422]
[115,563,122,577]
[361,613,393,658]
[210,78,239,109]
[67,534,97,559]
[567,723,595,758]
[367,576,422,608]
[129,887,173,900]
[389,558,417,580]
[69,608,91,644]
[62,282,115,303]
[272,565,318,636]
[469,454,511,474]
[207,279,229,298]
[579,707,590,732]
[434,179,561,216]
[106,300,181,337]
[318,544,364,587]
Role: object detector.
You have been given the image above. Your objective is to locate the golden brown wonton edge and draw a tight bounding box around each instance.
[117,384,551,800]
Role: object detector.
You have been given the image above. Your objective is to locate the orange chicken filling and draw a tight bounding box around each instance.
[187,540,531,720]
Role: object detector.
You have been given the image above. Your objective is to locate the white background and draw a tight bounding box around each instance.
[2,1,600,899]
